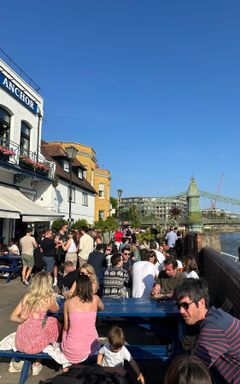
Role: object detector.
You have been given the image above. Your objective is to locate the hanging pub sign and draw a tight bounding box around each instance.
[0,72,38,114]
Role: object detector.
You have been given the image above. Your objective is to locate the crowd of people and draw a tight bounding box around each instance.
[2,224,240,383]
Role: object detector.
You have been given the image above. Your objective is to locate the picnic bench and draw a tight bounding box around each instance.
[0,297,183,384]
[0,344,171,384]
[0,255,22,283]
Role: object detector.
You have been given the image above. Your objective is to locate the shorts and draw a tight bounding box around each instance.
[22,254,34,268]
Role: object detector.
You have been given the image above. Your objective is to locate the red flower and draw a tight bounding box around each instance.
[0,146,15,156]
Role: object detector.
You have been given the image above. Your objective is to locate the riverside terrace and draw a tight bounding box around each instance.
[1,242,240,384]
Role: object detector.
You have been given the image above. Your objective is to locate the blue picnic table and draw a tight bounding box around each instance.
[0,255,22,282]
[97,297,184,360]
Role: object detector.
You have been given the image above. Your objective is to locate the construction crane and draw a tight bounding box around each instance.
[210,173,224,209]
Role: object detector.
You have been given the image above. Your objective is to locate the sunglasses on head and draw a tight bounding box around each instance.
[176,301,195,310]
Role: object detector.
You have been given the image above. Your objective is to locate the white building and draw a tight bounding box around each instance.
[41,142,96,225]
[0,55,62,242]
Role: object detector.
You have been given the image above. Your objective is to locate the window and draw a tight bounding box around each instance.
[20,121,31,156]
[63,160,69,173]
[68,186,75,203]
[99,210,104,220]
[98,183,105,198]
[78,168,83,179]
[0,106,11,147]
[82,192,88,206]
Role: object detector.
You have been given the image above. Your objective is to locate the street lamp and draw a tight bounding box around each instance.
[65,146,78,229]
[117,189,123,223]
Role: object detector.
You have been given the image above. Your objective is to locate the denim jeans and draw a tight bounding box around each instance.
[43,256,55,273]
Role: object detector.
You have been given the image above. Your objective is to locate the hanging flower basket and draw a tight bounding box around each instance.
[0,146,15,161]
[35,162,50,176]
[19,156,35,170]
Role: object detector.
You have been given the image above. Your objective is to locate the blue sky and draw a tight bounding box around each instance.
[1,0,240,199]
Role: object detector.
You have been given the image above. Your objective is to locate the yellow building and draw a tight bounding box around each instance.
[50,142,111,223]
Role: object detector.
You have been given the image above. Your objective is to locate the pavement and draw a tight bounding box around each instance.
[0,275,168,384]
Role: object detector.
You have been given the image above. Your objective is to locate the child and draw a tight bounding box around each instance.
[97,326,145,384]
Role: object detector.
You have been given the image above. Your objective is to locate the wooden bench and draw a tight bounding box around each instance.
[0,256,22,283]
[0,344,171,384]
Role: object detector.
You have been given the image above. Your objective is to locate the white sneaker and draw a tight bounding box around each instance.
[32,363,42,376]
[2,273,9,277]
[8,359,24,373]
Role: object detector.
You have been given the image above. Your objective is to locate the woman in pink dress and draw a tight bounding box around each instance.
[10,271,59,375]
[61,273,104,368]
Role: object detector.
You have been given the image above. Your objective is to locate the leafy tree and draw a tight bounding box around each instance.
[169,206,182,222]
[110,197,118,209]
[95,216,118,233]
[136,229,155,244]
[72,219,89,230]
[51,219,68,232]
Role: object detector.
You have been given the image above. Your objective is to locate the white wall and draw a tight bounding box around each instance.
[55,180,95,224]
[0,59,43,154]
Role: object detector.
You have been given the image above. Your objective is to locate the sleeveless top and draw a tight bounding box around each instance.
[61,311,99,363]
[67,239,77,253]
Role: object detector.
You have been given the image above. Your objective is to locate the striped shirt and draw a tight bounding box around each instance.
[193,307,240,383]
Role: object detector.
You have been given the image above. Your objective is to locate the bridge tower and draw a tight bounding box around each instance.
[187,177,203,232]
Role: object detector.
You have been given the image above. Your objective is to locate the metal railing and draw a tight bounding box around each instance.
[3,140,56,178]
[0,48,40,92]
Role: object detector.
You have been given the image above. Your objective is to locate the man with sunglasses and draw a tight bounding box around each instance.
[174,278,240,384]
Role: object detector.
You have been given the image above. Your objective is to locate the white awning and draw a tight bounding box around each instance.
[0,193,20,218]
[0,185,63,222]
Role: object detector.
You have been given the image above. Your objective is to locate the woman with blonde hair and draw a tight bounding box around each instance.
[68,263,99,297]
[10,272,59,375]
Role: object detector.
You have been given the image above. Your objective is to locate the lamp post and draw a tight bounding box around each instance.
[65,146,78,229]
[117,189,123,224]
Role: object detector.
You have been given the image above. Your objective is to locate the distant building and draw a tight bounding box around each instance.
[49,142,111,222]
[121,194,187,224]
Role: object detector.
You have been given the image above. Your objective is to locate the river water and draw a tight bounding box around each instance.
[220,232,240,257]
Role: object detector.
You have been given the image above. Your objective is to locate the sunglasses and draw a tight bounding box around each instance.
[123,252,130,255]
[176,301,195,310]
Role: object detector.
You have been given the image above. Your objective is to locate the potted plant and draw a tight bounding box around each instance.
[0,146,15,161]
[34,162,50,176]
[19,156,35,170]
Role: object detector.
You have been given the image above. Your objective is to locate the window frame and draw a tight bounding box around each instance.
[82,192,88,207]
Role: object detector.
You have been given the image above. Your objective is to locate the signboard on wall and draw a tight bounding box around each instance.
[0,72,38,114]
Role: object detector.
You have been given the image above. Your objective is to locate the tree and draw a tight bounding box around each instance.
[110,197,118,210]
[95,216,118,233]
[128,204,142,228]
[51,219,68,232]
[72,219,89,230]
[168,205,182,223]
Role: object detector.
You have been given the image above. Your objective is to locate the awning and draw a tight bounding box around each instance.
[0,185,63,222]
[0,202,20,219]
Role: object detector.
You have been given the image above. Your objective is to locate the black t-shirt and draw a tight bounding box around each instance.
[88,251,107,281]
[62,269,79,290]
[40,238,56,257]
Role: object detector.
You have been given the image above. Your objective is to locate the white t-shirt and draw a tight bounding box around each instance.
[8,244,20,255]
[99,343,131,367]
[132,261,156,298]
[153,250,165,264]
[185,270,199,279]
